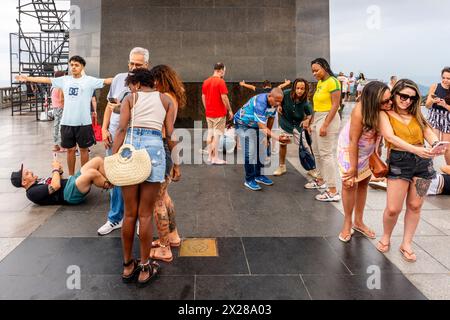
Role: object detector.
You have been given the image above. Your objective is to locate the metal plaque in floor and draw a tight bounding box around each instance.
[179,238,218,257]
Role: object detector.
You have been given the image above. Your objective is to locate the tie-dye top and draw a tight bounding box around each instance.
[337,120,378,180]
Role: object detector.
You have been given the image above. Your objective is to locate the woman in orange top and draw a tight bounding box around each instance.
[377,79,445,262]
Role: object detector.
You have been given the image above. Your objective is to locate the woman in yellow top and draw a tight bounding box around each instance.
[305,58,342,202]
[378,79,445,262]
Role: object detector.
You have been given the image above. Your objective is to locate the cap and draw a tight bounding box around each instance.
[10,164,24,188]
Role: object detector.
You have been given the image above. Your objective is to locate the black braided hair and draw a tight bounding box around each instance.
[311,58,335,77]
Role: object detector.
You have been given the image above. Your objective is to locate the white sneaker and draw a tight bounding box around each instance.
[315,191,341,202]
[304,180,327,190]
[97,220,122,236]
[369,180,387,191]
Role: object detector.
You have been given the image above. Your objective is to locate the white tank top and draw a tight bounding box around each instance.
[131,91,166,131]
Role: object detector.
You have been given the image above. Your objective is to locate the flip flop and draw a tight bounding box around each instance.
[338,233,352,243]
[352,226,376,239]
[151,238,181,248]
[399,247,417,263]
[150,247,173,263]
[376,241,390,253]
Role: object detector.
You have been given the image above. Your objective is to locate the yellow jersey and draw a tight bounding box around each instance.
[313,76,341,112]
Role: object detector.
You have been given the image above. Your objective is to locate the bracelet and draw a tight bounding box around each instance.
[431,141,440,148]
[52,169,61,174]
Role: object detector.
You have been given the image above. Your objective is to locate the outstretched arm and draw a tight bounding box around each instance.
[104,78,113,85]
[239,81,256,91]
[15,75,52,84]
[278,79,291,90]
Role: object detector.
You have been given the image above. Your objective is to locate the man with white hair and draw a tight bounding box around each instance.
[97,47,151,236]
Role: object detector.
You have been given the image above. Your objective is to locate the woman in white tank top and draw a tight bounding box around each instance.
[111,68,176,287]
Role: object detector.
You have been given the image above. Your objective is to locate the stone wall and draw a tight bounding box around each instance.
[70,0,102,76]
[70,0,330,126]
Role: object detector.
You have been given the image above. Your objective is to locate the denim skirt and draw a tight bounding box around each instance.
[125,128,166,183]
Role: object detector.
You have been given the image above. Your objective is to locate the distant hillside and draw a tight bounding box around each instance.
[417,84,430,96]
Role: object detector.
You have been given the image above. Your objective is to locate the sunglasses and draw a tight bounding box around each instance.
[380,98,391,105]
[396,93,418,102]
[129,62,144,68]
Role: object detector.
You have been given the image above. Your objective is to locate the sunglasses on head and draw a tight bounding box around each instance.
[396,93,418,102]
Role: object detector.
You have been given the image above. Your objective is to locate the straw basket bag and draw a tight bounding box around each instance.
[104,93,151,186]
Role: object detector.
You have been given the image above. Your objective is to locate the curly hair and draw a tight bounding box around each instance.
[150,65,186,108]
[290,78,309,103]
[125,68,155,88]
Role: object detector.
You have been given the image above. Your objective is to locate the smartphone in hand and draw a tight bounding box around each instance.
[431,141,450,154]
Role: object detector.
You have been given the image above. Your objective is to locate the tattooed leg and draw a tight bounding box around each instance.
[164,192,177,233]
[153,180,170,247]
[415,178,431,197]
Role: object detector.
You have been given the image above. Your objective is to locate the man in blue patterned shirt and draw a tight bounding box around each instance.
[234,88,291,191]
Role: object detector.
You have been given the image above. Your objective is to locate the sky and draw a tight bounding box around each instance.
[0,0,449,89]
[330,0,450,89]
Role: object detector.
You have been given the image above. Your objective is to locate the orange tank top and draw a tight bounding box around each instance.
[386,112,424,150]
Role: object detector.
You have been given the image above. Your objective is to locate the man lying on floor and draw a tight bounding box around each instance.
[427,169,450,196]
[369,165,450,196]
[10,157,112,205]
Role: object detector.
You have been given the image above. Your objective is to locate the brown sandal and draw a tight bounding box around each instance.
[151,238,181,248]
[150,246,173,262]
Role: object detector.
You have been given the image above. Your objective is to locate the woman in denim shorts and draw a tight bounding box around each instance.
[149,65,186,263]
[377,79,445,263]
[112,69,176,287]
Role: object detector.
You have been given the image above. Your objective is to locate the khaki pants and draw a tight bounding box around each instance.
[311,112,340,188]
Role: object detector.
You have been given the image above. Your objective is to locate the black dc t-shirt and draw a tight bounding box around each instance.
[26,177,68,205]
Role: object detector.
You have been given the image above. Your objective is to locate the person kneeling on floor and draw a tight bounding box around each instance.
[10,157,112,206]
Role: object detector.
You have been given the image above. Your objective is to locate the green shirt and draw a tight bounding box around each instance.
[279,90,312,134]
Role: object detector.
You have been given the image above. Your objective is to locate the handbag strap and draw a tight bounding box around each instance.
[128,92,136,146]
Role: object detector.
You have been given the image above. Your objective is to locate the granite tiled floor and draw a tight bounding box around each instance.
[0,107,448,300]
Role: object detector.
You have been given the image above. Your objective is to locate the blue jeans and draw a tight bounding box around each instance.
[236,124,266,182]
[106,125,124,223]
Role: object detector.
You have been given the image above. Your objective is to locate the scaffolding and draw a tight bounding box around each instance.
[10,0,70,119]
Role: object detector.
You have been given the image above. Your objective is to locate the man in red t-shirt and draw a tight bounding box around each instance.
[202,62,233,164]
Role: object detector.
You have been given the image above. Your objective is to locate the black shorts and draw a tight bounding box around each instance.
[60,125,96,149]
[387,150,435,182]
[163,139,173,178]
